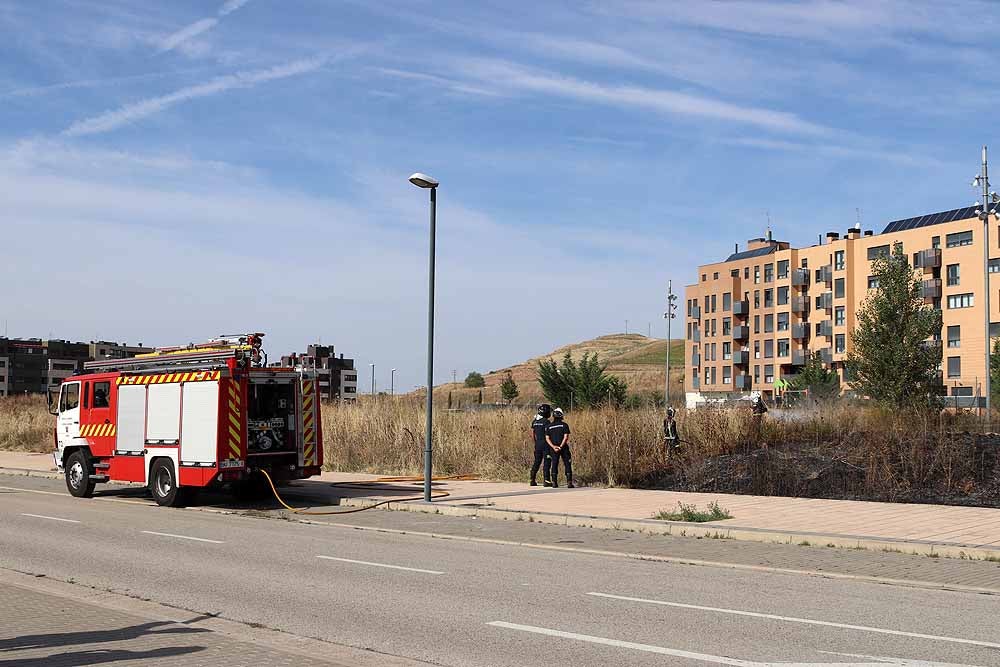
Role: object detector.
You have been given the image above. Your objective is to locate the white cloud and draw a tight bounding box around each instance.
[158,0,252,54]
[61,57,327,137]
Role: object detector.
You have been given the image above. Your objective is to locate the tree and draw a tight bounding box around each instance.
[990,338,1000,406]
[537,351,628,409]
[788,352,839,401]
[464,371,485,388]
[847,249,942,408]
[500,371,519,405]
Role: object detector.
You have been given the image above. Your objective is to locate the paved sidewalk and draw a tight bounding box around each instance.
[6,450,1000,559]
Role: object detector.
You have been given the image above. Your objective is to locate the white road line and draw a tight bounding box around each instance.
[587,592,1000,651]
[315,555,443,575]
[141,531,224,544]
[20,513,80,524]
[487,622,982,667]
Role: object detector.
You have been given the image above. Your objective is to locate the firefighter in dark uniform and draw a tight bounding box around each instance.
[663,406,679,454]
[546,408,573,488]
[530,404,552,486]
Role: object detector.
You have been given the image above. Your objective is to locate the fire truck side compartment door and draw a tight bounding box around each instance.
[180,381,219,463]
[116,385,147,454]
[146,384,181,442]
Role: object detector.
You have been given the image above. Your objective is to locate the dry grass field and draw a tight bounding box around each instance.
[0,395,52,453]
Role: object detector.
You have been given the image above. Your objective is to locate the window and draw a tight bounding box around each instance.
[753,315,760,334]
[723,292,732,311]
[764,340,774,358]
[764,364,774,383]
[931,236,940,249]
[778,339,789,357]
[52,362,76,371]
[723,366,732,384]
[723,342,732,360]
[754,365,761,383]
[947,325,960,348]
[754,290,760,308]
[947,356,961,378]
[764,289,774,308]
[722,317,731,336]
[754,340,761,359]
[711,294,717,312]
[990,259,1000,273]
[777,287,789,305]
[764,314,774,333]
[801,258,808,268]
[730,269,739,278]
[711,319,717,336]
[0,360,5,367]
[835,306,845,326]
[835,334,846,354]
[946,231,973,248]
[777,312,789,331]
[952,386,973,397]
[947,293,974,309]
[93,381,110,408]
[834,278,845,299]
[834,250,845,271]
[754,266,760,284]
[59,382,80,412]
[777,260,789,279]
[704,295,709,312]
[867,276,880,289]
[711,367,716,385]
[867,245,890,260]
[704,368,710,384]
[764,264,774,283]
[946,264,960,286]
[744,267,750,279]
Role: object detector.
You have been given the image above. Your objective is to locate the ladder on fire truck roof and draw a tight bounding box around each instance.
[83,333,265,374]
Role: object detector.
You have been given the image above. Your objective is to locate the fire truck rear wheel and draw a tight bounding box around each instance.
[65,451,95,498]
[149,459,184,507]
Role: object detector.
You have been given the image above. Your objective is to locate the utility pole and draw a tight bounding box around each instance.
[973,146,999,420]
[452,369,457,385]
[625,319,629,335]
[664,280,677,408]
[370,363,376,401]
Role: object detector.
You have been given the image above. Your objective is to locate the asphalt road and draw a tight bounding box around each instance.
[2,475,999,667]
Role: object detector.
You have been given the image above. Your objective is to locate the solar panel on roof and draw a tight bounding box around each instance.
[880,206,980,235]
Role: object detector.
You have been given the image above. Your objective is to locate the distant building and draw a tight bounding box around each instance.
[0,337,153,396]
[275,344,358,401]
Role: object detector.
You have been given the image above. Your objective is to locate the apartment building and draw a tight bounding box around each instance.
[276,344,358,401]
[684,204,996,407]
[0,338,153,396]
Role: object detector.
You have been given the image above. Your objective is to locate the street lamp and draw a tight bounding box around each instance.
[664,280,677,408]
[973,146,1000,419]
[410,171,439,502]
[390,368,396,396]
[369,363,376,401]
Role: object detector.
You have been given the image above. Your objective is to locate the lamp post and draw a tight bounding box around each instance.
[369,363,375,401]
[973,146,1000,420]
[410,171,439,502]
[390,368,396,396]
[664,280,677,408]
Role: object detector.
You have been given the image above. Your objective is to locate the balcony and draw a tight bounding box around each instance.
[914,248,941,270]
[732,325,750,340]
[692,376,700,389]
[791,323,810,340]
[732,350,749,365]
[734,374,752,391]
[791,296,810,314]
[920,340,942,357]
[692,329,701,342]
[690,305,701,319]
[792,268,810,288]
[791,349,808,366]
[817,320,833,338]
[732,300,750,317]
[818,265,833,286]
[815,292,833,311]
[921,279,942,300]
[691,353,701,367]
[818,347,833,364]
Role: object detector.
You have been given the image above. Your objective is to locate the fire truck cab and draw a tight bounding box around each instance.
[49,333,323,506]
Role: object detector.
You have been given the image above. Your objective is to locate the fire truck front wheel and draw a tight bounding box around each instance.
[65,451,95,498]
[149,459,184,507]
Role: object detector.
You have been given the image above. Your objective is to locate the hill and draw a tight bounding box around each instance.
[429,334,684,407]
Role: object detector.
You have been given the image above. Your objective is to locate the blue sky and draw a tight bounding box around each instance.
[2,1,998,392]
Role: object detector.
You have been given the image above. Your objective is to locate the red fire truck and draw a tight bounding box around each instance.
[49,333,323,506]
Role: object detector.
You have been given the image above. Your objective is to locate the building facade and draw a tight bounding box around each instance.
[684,205,997,407]
[276,344,358,401]
[0,338,152,397]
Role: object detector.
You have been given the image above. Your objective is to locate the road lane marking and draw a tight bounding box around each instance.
[587,592,1000,651]
[315,555,443,575]
[20,513,80,524]
[141,531,224,544]
[487,622,982,666]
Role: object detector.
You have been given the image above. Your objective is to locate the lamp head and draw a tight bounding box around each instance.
[409,172,439,189]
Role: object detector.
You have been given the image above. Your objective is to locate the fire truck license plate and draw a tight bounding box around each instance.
[220,459,244,469]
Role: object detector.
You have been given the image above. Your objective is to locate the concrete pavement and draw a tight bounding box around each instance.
[3,474,1000,667]
[5,450,1000,559]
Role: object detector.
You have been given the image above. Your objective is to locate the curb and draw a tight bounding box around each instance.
[4,466,999,562]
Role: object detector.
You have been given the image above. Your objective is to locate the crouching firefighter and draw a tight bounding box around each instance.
[530,403,552,486]
[546,408,574,488]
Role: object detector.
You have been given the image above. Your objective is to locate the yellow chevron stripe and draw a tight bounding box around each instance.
[104,424,112,437]
[81,425,90,437]
[228,413,240,430]
[229,443,241,459]
[229,425,240,441]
